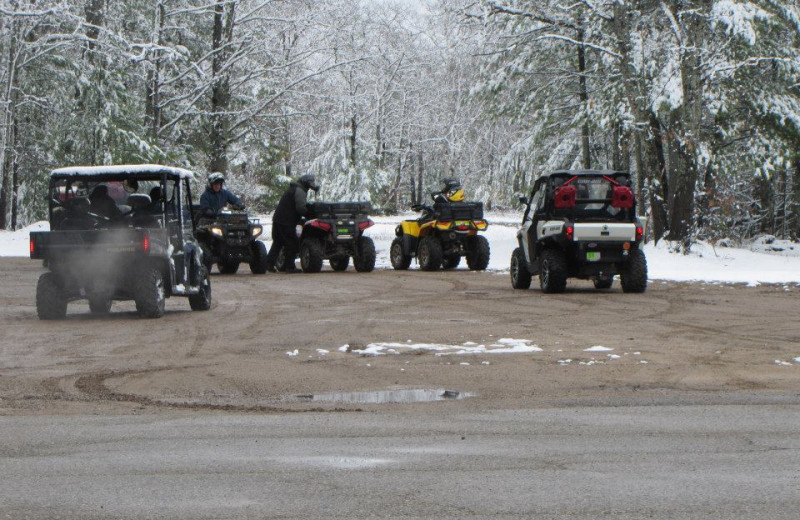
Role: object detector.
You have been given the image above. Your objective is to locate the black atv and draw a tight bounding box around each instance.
[277,202,376,273]
[511,169,647,293]
[195,208,269,274]
[30,165,212,319]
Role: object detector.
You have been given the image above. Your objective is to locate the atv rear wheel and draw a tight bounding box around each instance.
[218,259,240,275]
[88,295,112,314]
[390,238,411,270]
[620,248,648,293]
[593,276,613,290]
[466,235,490,271]
[36,272,67,320]
[418,236,443,271]
[539,248,567,293]
[510,247,532,289]
[442,255,461,270]
[189,265,212,311]
[200,247,214,274]
[249,241,269,274]
[354,236,376,272]
[329,255,349,271]
[135,266,165,318]
[300,238,324,273]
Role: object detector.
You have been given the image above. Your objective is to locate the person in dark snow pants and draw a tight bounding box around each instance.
[199,172,244,217]
[264,174,320,273]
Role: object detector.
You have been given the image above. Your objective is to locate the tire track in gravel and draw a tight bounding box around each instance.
[68,367,362,413]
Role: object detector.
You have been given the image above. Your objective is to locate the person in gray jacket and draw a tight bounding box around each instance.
[264,174,320,272]
[199,172,244,217]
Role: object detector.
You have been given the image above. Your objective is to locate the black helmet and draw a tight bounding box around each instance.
[207,172,225,188]
[440,177,461,192]
[298,174,320,191]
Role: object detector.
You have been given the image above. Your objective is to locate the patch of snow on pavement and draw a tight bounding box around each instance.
[349,339,542,356]
[584,346,613,352]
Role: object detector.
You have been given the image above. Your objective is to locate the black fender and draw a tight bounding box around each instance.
[402,234,419,256]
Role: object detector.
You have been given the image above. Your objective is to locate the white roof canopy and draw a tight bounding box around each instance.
[51,164,195,180]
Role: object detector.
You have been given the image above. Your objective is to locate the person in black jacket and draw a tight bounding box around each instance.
[199,172,244,217]
[264,174,320,273]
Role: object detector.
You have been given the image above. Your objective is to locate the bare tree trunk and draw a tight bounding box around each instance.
[416,148,424,204]
[209,1,235,173]
[577,27,591,170]
[145,1,166,140]
[349,116,357,166]
[0,4,20,229]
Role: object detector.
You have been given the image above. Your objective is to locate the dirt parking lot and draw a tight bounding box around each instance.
[1,258,799,416]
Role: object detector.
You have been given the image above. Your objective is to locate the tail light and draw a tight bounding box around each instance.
[473,220,488,230]
[142,234,150,254]
[565,226,574,240]
[358,219,374,231]
[29,237,36,258]
[554,185,577,209]
[635,226,643,241]
[435,221,452,230]
[455,223,470,231]
[611,186,634,208]
[310,220,332,232]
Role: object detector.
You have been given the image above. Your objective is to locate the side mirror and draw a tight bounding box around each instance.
[518,196,529,205]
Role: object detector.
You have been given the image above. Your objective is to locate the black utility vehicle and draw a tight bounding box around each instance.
[511,170,647,293]
[279,202,376,273]
[195,209,268,274]
[30,165,211,319]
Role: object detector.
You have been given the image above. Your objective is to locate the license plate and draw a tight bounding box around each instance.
[337,228,349,234]
[586,251,601,261]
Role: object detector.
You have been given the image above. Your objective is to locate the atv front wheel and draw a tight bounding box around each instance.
[539,248,567,293]
[466,235,490,270]
[189,265,212,311]
[510,247,532,289]
[442,255,461,270]
[390,238,411,270]
[135,267,165,318]
[300,238,324,273]
[620,248,648,293]
[250,241,269,274]
[418,236,443,271]
[36,272,67,320]
[354,236,376,272]
[329,256,349,271]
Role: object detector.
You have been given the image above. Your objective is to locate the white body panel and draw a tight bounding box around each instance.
[536,220,565,238]
[573,223,635,241]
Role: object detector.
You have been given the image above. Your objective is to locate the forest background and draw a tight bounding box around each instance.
[1,0,799,247]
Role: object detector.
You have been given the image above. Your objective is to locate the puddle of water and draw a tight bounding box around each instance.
[298,389,473,404]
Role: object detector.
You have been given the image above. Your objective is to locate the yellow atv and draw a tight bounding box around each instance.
[390,179,490,271]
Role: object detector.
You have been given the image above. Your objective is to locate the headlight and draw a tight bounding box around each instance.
[251,225,263,237]
[210,227,224,237]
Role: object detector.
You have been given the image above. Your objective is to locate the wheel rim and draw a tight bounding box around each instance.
[511,256,519,282]
[419,245,428,266]
[541,260,550,287]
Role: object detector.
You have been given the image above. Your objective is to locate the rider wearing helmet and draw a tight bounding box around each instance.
[264,174,320,272]
[434,178,464,203]
[199,172,244,217]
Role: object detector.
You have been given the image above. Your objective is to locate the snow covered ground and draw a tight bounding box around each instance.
[5,212,800,285]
